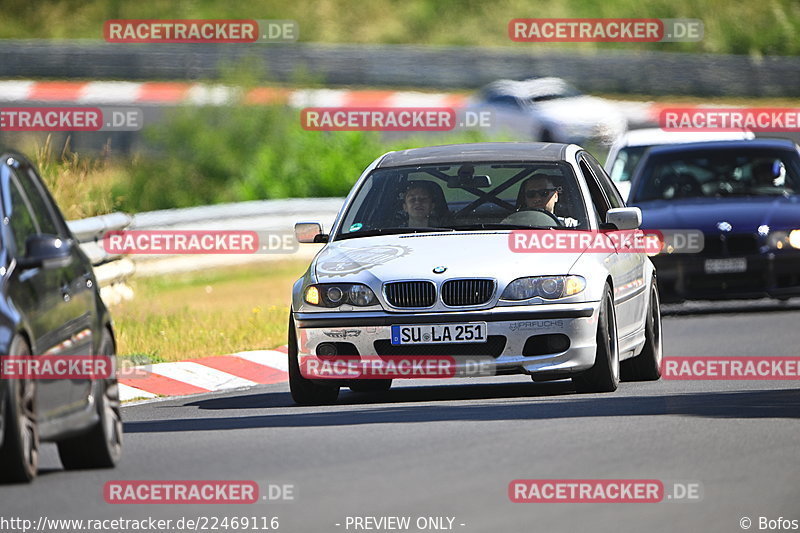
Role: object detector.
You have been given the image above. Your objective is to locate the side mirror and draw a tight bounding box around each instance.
[295,222,328,244]
[17,234,73,269]
[604,207,641,231]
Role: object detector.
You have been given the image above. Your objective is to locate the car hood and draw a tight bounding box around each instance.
[633,196,800,233]
[314,232,584,283]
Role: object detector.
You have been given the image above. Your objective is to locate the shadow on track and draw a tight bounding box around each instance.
[123,385,800,433]
[662,298,800,317]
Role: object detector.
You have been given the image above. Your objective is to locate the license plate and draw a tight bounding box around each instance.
[390,323,488,345]
[704,258,747,274]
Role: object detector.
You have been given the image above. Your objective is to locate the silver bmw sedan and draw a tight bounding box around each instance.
[289,142,662,404]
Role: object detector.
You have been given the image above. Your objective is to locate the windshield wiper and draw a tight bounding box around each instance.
[336,227,456,240]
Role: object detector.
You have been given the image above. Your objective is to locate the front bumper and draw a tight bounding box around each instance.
[294,303,601,380]
[653,251,800,301]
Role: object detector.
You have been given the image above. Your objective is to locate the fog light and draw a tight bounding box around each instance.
[316,343,338,356]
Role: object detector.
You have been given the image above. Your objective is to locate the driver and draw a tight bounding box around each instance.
[752,160,778,187]
[517,174,578,227]
[401,181,451,227]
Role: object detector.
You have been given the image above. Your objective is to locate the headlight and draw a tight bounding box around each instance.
[501,275,586,301]
[304,283,377,307]
[790,230,800,249]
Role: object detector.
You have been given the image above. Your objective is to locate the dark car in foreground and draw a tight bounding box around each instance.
[0,152,121,483]
[628,139,800,302]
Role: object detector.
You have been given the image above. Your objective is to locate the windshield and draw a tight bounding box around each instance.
[609,145,650,183]
[336,161,590,239]
[630,147,800,202]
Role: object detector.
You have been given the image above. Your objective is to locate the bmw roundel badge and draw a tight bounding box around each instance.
[433,266,447,274]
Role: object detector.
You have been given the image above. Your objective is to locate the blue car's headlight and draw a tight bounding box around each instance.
[304,283,378,307]
[767,230,800,250]
[501,275,586,301]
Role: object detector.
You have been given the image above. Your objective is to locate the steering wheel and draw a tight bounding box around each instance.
[501,208,563,228]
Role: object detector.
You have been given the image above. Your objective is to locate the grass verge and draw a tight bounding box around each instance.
[113,260,308,364]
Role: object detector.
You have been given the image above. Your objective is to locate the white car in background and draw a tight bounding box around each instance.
[467,78,627,146]
[605,128,755,200]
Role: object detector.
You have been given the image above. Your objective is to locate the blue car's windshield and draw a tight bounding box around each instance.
[336,162,590,240]
[631,147,800,202]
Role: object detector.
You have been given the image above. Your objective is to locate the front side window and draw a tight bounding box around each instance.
[4,175,41,256]
[14,168,61,236]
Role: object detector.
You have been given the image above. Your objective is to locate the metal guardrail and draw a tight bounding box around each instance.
[128,197,342,277]
[64,198,345,290]
[67,212,134,306]
[1,40,799,97]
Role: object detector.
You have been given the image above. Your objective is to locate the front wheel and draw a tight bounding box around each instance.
[573,285,620,393]
[288,314,340,405]
[57,328,123,470]
[0,336,39,483]
[621,282,663,381]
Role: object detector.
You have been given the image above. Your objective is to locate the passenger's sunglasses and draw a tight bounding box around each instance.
[525,187,561,199]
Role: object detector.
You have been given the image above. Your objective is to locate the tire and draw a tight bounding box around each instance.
[621,282,663,381]
[573,285,620,393]
[288,314,340,405]
[57,329,123,470]
[350,380,393,393]
[0,336,39,483]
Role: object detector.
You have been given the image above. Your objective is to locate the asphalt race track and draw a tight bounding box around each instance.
[2,300,799,533]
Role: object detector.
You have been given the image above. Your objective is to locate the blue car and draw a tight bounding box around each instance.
[628,138,800,302]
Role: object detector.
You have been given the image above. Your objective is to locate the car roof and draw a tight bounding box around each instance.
[615,128,755,147]
[642,138,797,155]
[482,77,576,99]
[376,142,573,168]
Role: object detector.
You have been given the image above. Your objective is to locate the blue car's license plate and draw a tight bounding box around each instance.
[390,323,488,345]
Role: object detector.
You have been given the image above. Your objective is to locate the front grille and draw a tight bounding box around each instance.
[384,281,436,308]
[686,273,764,293]
[703,233,759,257]
[441,279,495,306]
[374,336,506,357]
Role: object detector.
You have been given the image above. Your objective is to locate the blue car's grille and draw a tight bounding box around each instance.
[384,281,436,308]
[703,233,759,256]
